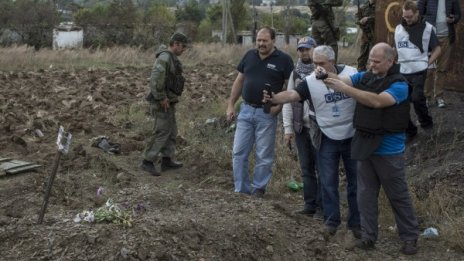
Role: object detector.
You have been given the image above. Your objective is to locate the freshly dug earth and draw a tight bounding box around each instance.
[0,65,463,260]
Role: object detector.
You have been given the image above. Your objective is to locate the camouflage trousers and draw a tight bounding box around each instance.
[143,102,177,162]
[312,19,339,61]
[357,35,374,71]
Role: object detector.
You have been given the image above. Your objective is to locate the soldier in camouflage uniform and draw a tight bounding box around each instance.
[308,0,343,61]
[141,32,189,176]
[356,0,376,71]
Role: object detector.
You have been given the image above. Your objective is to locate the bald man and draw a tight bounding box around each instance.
[323,43,419,255]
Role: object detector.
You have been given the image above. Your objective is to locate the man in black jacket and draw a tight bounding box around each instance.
[418,0,461,107]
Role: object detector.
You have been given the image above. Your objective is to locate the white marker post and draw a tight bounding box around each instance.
[38,126,72,224]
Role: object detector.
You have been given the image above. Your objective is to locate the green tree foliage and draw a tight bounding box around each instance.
[136,1,176,47]
[230,0,249,32]
[75,0,140,47]
[0,0,59,49]
[175,0,203,23]
[205,3,223,25]
[135,0,178,8]
[259,8,309,35]
[197,3,222,42]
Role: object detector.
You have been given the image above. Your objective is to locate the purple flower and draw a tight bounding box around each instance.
[96,187,104,197]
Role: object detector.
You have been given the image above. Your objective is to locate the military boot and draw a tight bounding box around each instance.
[140,160,160,176]
[161,157,183,171]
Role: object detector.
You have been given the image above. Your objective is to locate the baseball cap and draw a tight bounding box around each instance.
[170,32,190,46]
[297,36,317,50]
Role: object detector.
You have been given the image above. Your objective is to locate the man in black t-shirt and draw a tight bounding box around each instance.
[226,26,294,197]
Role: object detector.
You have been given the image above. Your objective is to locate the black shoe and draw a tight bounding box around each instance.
[296,208,316,216]
[140,160,160,176]
[252,189,265,198]
[355,238,375,250]
[349,226,362,239]
[324,225,337,236]
[313,208,324,221]
[401,240,417,255]
[161,157,183,171]
[406,132,417,143]
[421,124,434,137]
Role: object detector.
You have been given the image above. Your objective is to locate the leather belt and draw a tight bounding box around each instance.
[244,101,263,108]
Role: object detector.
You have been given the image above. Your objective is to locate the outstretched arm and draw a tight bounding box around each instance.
[263,89,301,105]
[324,78,396,108]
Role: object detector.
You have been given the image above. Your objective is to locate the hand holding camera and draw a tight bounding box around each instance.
[315,67,329,80]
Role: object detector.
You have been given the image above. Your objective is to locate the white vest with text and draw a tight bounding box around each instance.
[304,65,358,140]
[395,22,433,74]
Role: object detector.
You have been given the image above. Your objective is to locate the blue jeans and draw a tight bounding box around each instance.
[295,127,322,211]
[318,134,360,228]
[233,103,277,194]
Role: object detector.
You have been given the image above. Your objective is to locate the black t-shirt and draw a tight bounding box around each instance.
[237,49,294,105]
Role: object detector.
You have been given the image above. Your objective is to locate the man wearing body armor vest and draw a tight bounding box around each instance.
[308,0,343,61]
[282,36,323,219]
[395,0,441,140]
[263,45,361,239]
[356,0,376,71]
[141,32,189,176]
[323,43,420,255]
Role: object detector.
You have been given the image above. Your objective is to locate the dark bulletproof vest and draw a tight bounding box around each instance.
[353,64,410,134]
[350,64,410,160]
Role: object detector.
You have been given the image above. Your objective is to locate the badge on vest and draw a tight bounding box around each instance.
[398,41,409,48]
[332,105,340,117]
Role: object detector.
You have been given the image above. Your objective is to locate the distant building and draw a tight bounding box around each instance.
[346,27,358,34]
[53,22,83,50]
[236,30,301,48]
[261,0,276,6]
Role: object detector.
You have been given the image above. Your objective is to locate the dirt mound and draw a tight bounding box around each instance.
[0,65,463,260]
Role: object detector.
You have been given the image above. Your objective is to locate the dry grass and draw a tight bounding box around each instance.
[413,184,464,249]
[0,45,153,71]
[0,43,358,72]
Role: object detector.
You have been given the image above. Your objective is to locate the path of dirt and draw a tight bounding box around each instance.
[0,65,463,260]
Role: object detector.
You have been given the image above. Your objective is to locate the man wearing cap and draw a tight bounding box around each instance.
[263,45,360,238]
[226,26,294,197]
[282,36,322,219]
[141,32,189,176]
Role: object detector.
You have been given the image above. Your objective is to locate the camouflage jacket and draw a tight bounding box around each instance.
[357,1,376,35]
[148,45,183,103]
[308,0,343,23]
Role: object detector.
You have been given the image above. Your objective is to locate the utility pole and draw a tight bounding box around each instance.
[285,0,290,44]
[222,0,228,45]
[270,2,274,28]
[252,0,258,42]
[226,0,236,43]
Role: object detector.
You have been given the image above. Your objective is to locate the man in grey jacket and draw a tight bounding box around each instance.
[282,36,322,219]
